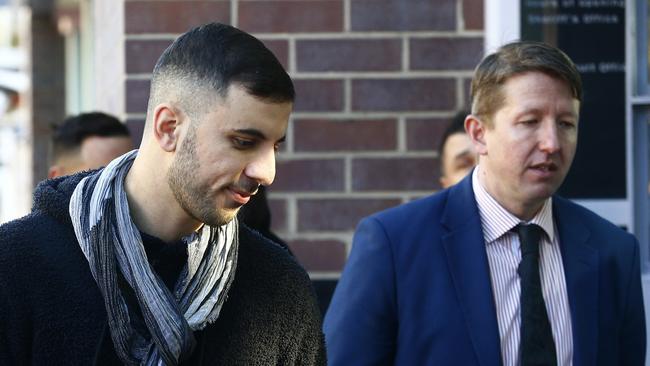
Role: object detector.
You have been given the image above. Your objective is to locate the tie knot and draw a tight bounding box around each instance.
[515,223,543,255]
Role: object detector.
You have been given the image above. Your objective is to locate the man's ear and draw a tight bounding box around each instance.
[465,114,488,156]
[440,176,451,189]
[152,104,183,152]
[48,165,63,179]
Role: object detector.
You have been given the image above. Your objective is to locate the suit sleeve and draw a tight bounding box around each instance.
[619,236,646,365]
[323,216,397,365]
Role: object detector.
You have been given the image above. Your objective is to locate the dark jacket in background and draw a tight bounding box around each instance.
[0,172,326,365]
[237,185,291,254]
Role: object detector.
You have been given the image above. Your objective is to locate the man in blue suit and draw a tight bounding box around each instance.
[324,41,646,365]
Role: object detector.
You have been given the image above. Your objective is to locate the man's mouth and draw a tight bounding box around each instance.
[228,188,253,205]
[227,183,259,205]
[529,162,559,177]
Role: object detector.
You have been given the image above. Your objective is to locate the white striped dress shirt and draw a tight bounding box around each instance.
[472,167,573,366]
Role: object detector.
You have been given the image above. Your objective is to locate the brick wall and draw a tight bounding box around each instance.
[122,0,484,279]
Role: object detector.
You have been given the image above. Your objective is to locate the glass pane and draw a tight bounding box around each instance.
[647,0,650,85]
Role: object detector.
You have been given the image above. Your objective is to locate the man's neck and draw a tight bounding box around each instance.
[476,166,544,222]
[124,155,202,243]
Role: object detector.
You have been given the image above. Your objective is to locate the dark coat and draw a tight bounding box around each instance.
[0,172,326,365]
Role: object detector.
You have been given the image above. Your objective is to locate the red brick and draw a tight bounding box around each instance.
[463,0,484,30]
[293,119,397,152]
[352,157,441,191]
[125,79,150,114]
[125,1,230,34]
[296,39,401,72]
[126,40,172,74]
[126,119,145,147]
[351,0,455,31]
[297,198,401,231]
[124,40,287,75]
[239,1,343,33]
[260,39,289,71]
[410,37,484,70]
[267,197,288,232]
[352,78,455,111]
[406,118,450,151]
[288,239,347,272]
[293,79,344,112]
[273,159,345,192]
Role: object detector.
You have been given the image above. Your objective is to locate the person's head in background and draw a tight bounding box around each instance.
[48,112,133,178]
[438,110,477,188]
[0,88,19,116]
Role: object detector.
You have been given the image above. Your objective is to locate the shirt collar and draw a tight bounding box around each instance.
[472,166,555,244]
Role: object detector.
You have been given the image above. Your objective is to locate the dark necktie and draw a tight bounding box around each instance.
[516,224,557,366]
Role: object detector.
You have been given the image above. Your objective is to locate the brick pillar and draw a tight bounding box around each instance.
[119,0,484,280]
[31,11,65,186]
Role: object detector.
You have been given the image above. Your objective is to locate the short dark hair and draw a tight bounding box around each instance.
[438,110,469,173]
[470,41,582,124]
[52,112,130,160]
[149,23,294,117]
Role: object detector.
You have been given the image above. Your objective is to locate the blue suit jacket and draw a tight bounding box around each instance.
[324,174,646,365]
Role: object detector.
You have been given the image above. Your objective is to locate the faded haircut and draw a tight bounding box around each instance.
[146,22,294,130]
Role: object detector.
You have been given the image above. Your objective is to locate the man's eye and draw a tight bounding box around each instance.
[233,138,255,149]
[559,120,576,129]
[520,119,538,125]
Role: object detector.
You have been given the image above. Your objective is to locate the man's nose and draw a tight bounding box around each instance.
[539,120,560,154]
[244,148,276,186]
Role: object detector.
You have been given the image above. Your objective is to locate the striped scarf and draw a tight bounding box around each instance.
[69,150,238,365]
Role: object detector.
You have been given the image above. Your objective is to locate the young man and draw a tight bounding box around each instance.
[324,41,645,365]
[48,112,134,178]
[438,110,476,188]
[0,23,325,365]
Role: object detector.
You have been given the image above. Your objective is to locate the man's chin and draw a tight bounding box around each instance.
[217,207,240,225]
[521,184,558,203]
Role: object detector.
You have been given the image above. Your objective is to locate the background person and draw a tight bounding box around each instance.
[439,110,476,188]
[324,41,645,365]
[48,111,133,178]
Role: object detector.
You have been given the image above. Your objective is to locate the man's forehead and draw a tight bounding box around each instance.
[502,71,576,96]
[500,74,579,110]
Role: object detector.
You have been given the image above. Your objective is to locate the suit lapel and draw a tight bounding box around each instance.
[441,176,502,366]
[553,197,598,366]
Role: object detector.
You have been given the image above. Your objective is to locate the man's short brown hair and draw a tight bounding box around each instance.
[470,41,582,124]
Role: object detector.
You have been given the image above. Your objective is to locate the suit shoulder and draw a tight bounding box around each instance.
[370,190,450,224]
[554,196,638,258]
[555,196,632,240]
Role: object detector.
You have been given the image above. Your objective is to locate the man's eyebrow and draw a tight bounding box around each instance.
[233,128,286,143]
[516,107,578,119]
